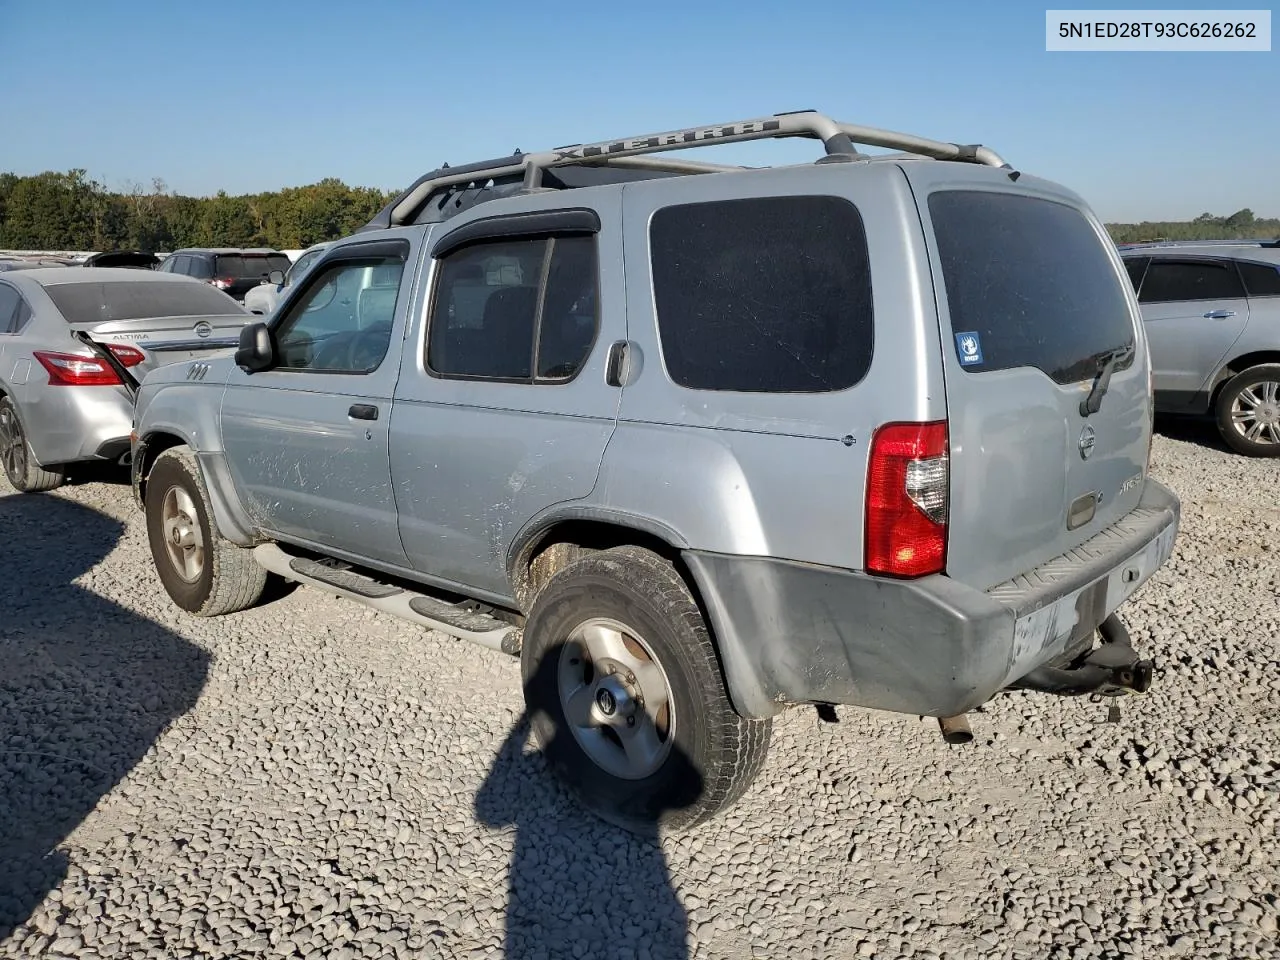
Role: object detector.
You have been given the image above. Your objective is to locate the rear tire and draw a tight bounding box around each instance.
[1215,364,1280,457]
[520,545,771,834]
[0,397,64,493]
[144,446,267,616]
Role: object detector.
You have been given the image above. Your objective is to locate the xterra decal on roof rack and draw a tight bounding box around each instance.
[552,118,783,160]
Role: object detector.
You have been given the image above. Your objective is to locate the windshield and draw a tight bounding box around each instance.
[43,280,245,324]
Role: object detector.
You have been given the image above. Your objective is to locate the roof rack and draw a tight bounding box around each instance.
[1117,238,1280,251]
[365,109,1010,230]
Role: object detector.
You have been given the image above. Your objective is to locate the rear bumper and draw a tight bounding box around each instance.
[18,386,133,467]
[684,478,1180,720]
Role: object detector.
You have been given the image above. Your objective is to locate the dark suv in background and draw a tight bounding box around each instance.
[158,248,292,302]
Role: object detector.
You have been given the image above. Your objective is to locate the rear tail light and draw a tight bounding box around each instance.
[211,278,233,290]
[107,344,145,367]
[33,345,144,386]
[865,421,949,578]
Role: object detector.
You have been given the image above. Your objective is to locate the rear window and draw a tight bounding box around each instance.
[42,280,243,324]
[214,254,291,279]
[649,195,874,393]
[929,191,1135,385]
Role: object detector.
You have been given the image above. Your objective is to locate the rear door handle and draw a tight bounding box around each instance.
[348,403,379,421]
[1203,310,1237,319]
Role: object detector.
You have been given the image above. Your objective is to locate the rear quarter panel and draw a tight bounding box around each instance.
[583,162,946,569]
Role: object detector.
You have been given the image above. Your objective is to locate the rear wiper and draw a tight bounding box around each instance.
[1079,344,1134,417]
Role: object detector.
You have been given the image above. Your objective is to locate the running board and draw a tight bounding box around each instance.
[253,543,521,656]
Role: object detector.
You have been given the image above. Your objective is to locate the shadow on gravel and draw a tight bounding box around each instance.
[60,460,131,489]
[0,494,210,943]
[1155,414,1233,454]
[477,647,698,960]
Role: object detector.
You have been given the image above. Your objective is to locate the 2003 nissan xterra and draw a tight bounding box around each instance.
[131,111,1180,831]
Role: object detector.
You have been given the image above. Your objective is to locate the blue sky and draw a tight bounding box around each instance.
[1,0,1275,222]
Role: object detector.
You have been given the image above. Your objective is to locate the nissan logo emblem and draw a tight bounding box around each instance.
[194,321,213,339]
[1078,425,1096,460]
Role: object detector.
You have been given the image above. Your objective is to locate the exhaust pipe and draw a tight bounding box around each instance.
[938,714,973,745]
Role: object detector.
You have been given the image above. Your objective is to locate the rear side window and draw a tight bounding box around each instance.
[1238,260,1280,297]
[929,191,1134,385]
[649,195,874,393]
[187,257,212,280]
[1139,260,1246,303]
[42,280,242,323]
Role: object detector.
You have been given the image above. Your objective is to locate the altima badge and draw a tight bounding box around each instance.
[1078,425,1096,460]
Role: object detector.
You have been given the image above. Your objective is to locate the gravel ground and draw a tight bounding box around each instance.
[1,423,1278,960]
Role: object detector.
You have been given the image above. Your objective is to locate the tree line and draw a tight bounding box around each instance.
[0,170,396,252]
[0,169,1275,252]
[1105,209,1279,244]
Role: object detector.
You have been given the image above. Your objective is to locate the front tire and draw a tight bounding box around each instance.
[1215,364,1280,457]
[144,446,267,616]
[521,545,771,833]
[0,397,63,493]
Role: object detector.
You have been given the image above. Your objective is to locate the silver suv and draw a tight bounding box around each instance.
[131,111,1181,831]
[1119,241,1280,456]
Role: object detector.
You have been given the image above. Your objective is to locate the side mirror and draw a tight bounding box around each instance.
[235,322,274,373]
[267,269,286,286]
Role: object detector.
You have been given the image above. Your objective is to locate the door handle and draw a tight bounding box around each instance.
[348,403,379,421]
[1203,310,1237,320]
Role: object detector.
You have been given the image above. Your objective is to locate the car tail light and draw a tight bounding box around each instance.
[865,421,949,578]
[211,278,232,290]
[107,344,145,367]
[33,348,140,386]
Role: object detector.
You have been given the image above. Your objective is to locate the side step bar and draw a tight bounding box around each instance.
[253,544,521,656]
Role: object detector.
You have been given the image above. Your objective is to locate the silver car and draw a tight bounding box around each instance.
[0,268,250,491]
[1121,241,1280,456]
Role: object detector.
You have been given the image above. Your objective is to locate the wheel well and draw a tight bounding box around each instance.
[1211,352,1280,407]
[513,519,754,718]
[136,432,188,500]
[514,520,689,612]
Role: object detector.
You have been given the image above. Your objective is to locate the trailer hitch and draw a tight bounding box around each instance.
[1008,613,1155,700]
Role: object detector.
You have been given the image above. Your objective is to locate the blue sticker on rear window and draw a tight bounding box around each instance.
[955,331,984,366]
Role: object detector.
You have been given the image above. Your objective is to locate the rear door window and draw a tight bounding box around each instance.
[427,234,599,382]
[649,195,874,393]
[1138,260,1246,303]
[1238,260,1280,298]
[928,191,1135,384]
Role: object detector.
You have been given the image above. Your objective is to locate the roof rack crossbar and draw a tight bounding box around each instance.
[385,111,1009,226]
[835,122,1008,169]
